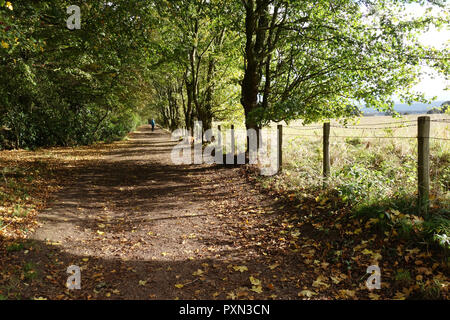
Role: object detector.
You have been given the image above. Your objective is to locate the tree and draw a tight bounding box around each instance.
[154,0,241,132]
[238,0,449,129]
[0,1,159,148]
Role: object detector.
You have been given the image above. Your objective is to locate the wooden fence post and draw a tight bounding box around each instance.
[257,126,262,150]
[277,124,283,173]
[230,124,235,156]
[323,122,331,187]
[418,116,430,215]
[217,124,222,152]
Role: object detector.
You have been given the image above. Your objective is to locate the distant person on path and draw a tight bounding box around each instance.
[150,119,155,132]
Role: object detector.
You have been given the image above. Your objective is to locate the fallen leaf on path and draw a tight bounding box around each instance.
[226,292,236,300]
[268,263,279,270]
[368,293,380,300]
[312,275,329,288]
[192,269,204,276]
[251,285,263,293]
[393,292,406,300]
[249,276,261,286]
[233,265,248,272]
[339,289,356,299]
[298,290,316,298]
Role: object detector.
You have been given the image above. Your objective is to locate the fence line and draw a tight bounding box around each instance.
[219,116,448,215]
[284,116,448,215]
[329,124,418,130]
[285,133,449,140]
[285,133,417,139]
[288,126,323,130]
[288,125,419,131]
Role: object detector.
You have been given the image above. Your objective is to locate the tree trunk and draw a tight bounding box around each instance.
[241,0,269,132]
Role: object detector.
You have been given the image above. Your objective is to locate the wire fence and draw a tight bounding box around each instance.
[283,116,450,141]
[277,116,448,214]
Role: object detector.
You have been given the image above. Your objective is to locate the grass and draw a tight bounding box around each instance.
[395,269,413,284]
[22,262,37,281]
[6,242,25,252]
[262,114,450,250]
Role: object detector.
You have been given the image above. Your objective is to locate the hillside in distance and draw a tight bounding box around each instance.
[362,100,449,115]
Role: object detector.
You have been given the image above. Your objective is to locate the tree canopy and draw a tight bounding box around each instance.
[0,0,448,149]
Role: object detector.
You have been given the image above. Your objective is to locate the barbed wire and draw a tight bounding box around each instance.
[431,119,450,123]
[284,133,322,138]
[287,126,323,130]
[287,120,418,128]
[430,137,450,141]
[284,133,449,141]
[338,120,418,126]
[286,119,449,131]
[330,124,417,130]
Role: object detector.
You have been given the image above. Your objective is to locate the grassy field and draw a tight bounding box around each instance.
[281,115,448,194]
[260,114,449,252]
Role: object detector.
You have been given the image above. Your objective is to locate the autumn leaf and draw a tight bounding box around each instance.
[175,284,184,289]
[139,280,147,286]
[226,292,236,300]
[251,286,263,293]
[249,276,261,286]
[371,252,382,261]
[393,292,406,300]
[368,293,380,300]
[330,275,342,284]
[298,290,316,298]
[339,289,356,299]
[312,275,329,288]
[268,263,279,270]
[192,269,204,276]
[233,265,248,272]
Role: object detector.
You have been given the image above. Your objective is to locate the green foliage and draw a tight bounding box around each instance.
[335,164,390,203]
[345,137,363,147]
[22,262,37,281]
[239,0,448,127]
[6,242,24,252]
[395,269,412,284]
[418,279,443,299]
[423,213,450,250]
[1,1,448,144]
[0,1,156,149]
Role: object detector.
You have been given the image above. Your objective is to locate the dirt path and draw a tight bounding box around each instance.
[7,126,299,299]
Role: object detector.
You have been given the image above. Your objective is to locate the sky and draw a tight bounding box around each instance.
[403,4,449,102]
[414,27,449,101]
